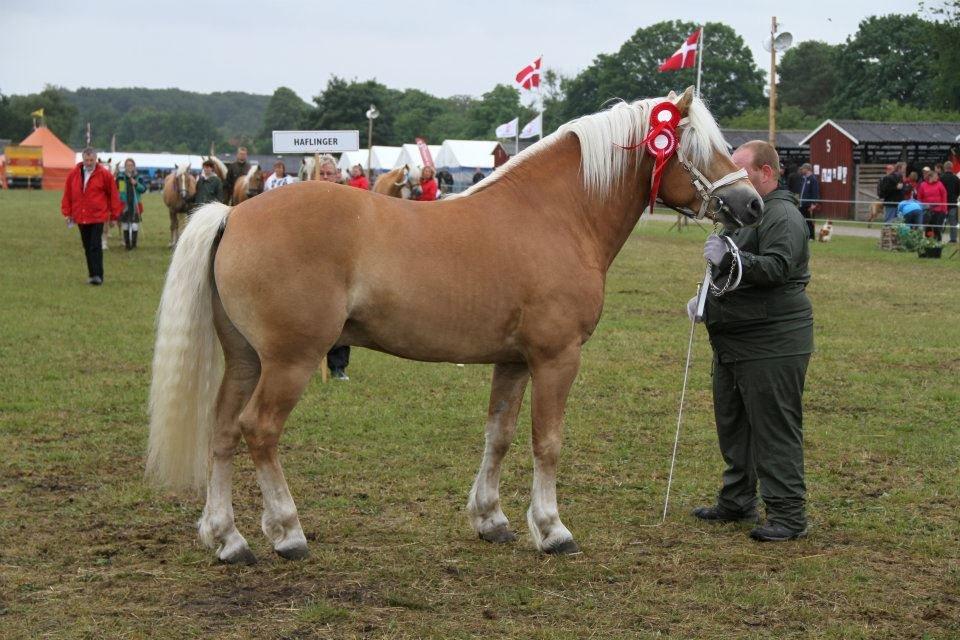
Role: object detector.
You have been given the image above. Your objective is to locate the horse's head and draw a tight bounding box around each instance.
[245,165,263,198]
[397,164,421,199]
[657,87,763,231]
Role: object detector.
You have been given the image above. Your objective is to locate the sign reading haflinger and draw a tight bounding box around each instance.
[272,130,360,154]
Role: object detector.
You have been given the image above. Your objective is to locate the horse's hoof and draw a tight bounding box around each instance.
[219,546,257,565]
[544,539,581,555]
[479,526,517,544]
[275,543,309,561]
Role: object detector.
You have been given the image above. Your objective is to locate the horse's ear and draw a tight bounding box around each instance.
[666,90,678,100]
[675,86,695,115]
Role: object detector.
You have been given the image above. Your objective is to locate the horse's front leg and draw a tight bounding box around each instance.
[467,363,529,543]
[527,345,582,554]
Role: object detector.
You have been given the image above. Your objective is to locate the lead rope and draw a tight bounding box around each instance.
[644,225,743,527]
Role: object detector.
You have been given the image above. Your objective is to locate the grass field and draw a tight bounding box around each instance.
[1,190,958,639]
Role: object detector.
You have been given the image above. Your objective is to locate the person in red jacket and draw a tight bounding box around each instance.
[61,148,122,285]
[916,170,949,241]
[347,164,369,190]
[416,165,438,201]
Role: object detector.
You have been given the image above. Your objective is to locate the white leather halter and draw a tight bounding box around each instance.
[672,117,750,223]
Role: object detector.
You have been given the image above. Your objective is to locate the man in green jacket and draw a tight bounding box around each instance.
[688,140,814,542]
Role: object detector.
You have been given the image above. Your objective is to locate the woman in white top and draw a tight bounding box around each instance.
[263,161,296,191]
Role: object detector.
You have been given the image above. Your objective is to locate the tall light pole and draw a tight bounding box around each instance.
[366,104,379,182]
[765,18,793,147]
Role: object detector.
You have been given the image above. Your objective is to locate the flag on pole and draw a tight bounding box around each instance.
[414,137,435,167]
[515,56,542,90]
[495,117,519,138]
[30,108,44,118]
[519,114,542,139]
[659,29,701,72]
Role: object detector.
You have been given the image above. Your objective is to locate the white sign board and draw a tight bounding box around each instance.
[272,130,360,154]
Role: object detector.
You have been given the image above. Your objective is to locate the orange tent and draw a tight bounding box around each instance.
[20,126,76,190]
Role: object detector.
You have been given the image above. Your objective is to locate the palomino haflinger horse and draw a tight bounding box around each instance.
[230,164,263,204]
[161,164,196,247]
[147,87,762,564]
[372,164,421,198]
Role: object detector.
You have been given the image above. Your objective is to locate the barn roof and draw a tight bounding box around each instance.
[799,119,960,146]
[721,129,808,150]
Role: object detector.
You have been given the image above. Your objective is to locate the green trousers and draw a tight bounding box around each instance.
[712,353,810,530]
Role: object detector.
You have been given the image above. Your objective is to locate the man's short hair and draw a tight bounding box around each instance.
[202,159,216,168]
[237,146,248,153]
[800,162,813,172]
[945,161,954,172]
[81,147,96,157]
[738,140,781,172]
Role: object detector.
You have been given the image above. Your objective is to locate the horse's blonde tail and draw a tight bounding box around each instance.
[147,202,231,494]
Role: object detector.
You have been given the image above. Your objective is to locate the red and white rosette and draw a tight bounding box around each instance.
[642,101,682,214]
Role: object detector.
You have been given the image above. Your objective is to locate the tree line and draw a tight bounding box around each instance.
[1,11,957,154]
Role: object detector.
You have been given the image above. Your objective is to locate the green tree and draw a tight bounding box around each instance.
[0,86,77,142]
[391,89,449,143]
[827,15,940,116]
[256,87,310,152]
[777,41,841,116]
[559,21,765,122]
[305,77,398,146]
[463,84,535,139]
[722,104,822,130]
[116,108,220,154]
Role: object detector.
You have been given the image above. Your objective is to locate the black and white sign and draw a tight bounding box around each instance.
[272,130,360,154]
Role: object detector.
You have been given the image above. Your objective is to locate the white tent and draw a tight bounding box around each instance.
[338,150,369,174]
[77,151,206,172]
[393,143,442,170]
[370,146,401,173]
[434,140,500,171]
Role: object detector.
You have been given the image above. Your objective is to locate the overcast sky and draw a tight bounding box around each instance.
[3,0,908,104]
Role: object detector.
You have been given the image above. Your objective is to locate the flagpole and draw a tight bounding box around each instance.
[695,26,704,97]
[515,116,519,155]
[537,53,544,141]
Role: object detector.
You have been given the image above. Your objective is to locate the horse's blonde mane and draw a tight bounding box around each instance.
[175,164,189,177]
[245,164,259,180]
[461,95,728,197]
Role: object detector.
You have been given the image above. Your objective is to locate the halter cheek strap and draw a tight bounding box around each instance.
[673,117,750,222]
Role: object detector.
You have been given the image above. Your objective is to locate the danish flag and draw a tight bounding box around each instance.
[659,29,700,72]
[515,56,542,90]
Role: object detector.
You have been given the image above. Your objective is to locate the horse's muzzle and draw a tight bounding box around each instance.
[179,189,188,200]
[716,183,763,228]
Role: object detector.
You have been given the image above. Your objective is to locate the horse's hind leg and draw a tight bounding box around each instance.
[198,294,260,564]
[467,363,529,543]
[527,346,582,555]
[239,354,320,560]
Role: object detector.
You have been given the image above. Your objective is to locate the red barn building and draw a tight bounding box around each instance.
[800,120,960,219]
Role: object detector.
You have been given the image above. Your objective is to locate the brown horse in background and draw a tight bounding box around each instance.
[372,164,419,198]
[231,164,263,204]
[147,87,762,564]
[161,165,196,247]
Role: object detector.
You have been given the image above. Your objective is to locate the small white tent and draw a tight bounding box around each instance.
[434,140,502,187]
[393,143,442,170]
[370,146,401,174]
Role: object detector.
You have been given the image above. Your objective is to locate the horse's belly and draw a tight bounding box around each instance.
[342,298,523,364]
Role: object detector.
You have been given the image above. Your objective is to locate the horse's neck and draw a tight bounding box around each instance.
[487,135,650,271]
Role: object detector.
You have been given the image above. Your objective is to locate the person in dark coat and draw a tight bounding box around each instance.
[194,160,224,206]
[689,140,814,542]
[117,158,147,249]
[61,148,123,285]
[876,164,904,224]
[797,163,819,240]
[472,168,485,185]
[223,146,250,204]
[940,161,960,243]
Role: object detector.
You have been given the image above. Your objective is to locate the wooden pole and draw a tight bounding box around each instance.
[768,16,777,147]
[367,117,374,182]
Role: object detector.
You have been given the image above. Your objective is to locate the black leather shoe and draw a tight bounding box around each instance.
[691,505,760,524]
[749,522,808,542]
